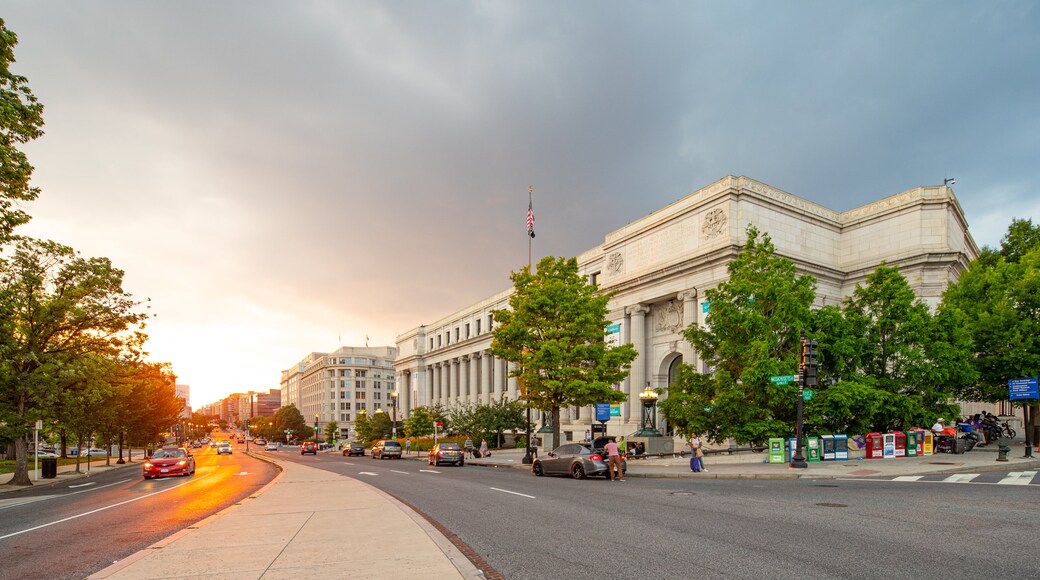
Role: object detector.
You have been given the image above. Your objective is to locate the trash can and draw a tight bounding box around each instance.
[41,457,58,479]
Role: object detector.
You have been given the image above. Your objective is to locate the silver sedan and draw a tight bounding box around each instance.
[532,443,627,479]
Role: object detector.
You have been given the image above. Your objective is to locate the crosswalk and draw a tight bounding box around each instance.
[856,470,1039,486]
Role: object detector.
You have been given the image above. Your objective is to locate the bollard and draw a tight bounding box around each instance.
[996,437,1010,462]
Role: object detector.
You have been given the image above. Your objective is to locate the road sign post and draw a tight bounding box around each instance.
[1009,377,1038,458]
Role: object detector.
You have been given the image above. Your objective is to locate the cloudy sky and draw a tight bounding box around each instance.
[4,2,1038,407]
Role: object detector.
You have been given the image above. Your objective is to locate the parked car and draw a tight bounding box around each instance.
[217,442,233,455]
[30,450,58,458]
[343,444,365,457]
[265,442,278,451]
[301,441,318,455]
[255,439,267,446]
[428,442,464,466]
[371,440,402,460]
[532,442,626,479]
[143,447,196,479]
[84,448,108,457]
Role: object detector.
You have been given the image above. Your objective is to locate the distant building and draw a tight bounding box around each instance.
[174,383,191,418]
[394,176,979,446]
[253,389,281,417]
[280,346,398,439]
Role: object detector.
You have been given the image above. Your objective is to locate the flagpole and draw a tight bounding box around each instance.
[523,185,534,465]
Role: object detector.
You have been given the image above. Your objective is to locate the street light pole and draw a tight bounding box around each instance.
[391,391,398,440]
[791,330,808,469]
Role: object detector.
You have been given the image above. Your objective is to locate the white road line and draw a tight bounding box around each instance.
[997,471,1037,485]
[0,495,57,510]
[0,474,209,541]
[390,470,408,475]
[358,471,379,476]
[490,487,536,499]
[943,474,981,483]
[420,469,441,474]
[892,476,923,481]
[68,482,96,489]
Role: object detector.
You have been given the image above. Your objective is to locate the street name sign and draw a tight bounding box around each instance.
[770,374,796,385]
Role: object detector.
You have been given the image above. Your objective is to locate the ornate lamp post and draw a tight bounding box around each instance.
[390,391,399,440]
[636,383,662,437]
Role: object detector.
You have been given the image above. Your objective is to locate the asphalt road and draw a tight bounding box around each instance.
[275,450,1040,580]
[0,441,278,580]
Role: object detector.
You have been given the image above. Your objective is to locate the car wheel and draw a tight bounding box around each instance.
[458,460,465,467]
[143,475,151,480]
[532,462,544,476]
[571,463,586,479]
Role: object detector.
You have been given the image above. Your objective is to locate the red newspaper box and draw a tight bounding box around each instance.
[891,431,906,457]
[865,432,884,459]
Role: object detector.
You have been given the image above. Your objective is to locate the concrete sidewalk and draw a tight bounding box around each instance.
[88,454,483,579]
[453,440,1040,479]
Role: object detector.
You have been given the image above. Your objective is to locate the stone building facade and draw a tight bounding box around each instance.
[393,176,979,445]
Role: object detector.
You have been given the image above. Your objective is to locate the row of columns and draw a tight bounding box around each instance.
[422,352,519,409]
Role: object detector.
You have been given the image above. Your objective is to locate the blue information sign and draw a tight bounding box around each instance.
[1008,377,1039,401]
[595,403,611,422]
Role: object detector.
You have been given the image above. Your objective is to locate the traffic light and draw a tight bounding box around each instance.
[804,339,819,386]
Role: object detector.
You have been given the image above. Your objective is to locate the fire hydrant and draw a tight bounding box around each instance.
[996,437,1010,462]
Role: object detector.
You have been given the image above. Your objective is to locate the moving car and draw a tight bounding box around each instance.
[255,439,267,446]
[143,447,196,479]
[428,442,464,466]
[532,442,627,479]
[217,442,233,455]
[343,444,365,457]
[265,442,278,451]
[301,441,318,455]
[371,440,402,460]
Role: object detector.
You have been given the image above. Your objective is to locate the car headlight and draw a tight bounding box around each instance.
[144,463,152,469]
[178,460,187,466]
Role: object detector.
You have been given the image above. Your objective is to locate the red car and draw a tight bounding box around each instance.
[143,447,196,479]
[301,441,318,455]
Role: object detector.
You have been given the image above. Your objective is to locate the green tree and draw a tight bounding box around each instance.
[473,396,527,448]
[0,238,148,485]
[942,219,1040,403]
[0,19,45,242]
[273,404,308,442]
[661,226,815,443]
[491,256,636,448]
[403,406,437,438]
[324,420,339,444]
[353,410,373,444]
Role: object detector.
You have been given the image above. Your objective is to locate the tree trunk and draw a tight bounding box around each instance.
[552,406,561,452]
[9,435,32,486]
[60,429,68,459]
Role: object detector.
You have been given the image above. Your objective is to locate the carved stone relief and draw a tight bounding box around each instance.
[607,252,624,275]
[654,299,684,335]
[702,207,728,240]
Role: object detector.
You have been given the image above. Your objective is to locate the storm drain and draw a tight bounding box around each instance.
[815,503,847,508]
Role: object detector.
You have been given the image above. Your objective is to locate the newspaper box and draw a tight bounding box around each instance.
[922,431,934,455]
[821,434,836,461]
[834,434,849,460]
[865,432,884,459]
[891,431,906,457]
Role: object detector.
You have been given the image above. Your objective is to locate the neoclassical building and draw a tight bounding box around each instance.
[280,346,397,440]
[393,176,979,446]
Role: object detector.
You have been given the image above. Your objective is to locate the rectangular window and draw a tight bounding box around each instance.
[356,370,367,378]
[430,338,434,350]
[357,391,366,400]
[376,392,382,400]
[590,271,599,286]
[488,314,493,329]
[358,403,366,411]
[476,320,481,334]
[357,380,366,389]
[375,381,381,389]
[465,323,470,339]
[455,328,459,341]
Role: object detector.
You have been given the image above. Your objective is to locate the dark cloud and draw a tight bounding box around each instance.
[5,1,1037,403]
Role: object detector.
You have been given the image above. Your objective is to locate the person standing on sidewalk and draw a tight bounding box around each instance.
[689,433,705,472]
[464,437,474,459]
[617,436,628,458]
[604,438,624,481]
[479,439,489,458]
[405,438,411,455]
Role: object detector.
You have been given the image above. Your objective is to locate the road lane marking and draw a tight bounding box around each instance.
[419,469,440,474]
[0,479,131,511]
[390,470,408,475]
[68,482,96,489]
[490,487,536,499]
[943,474,980,483]
[0,495,58,510]
[997,471,1037,485]
[358,472,378,476]
[0,474,209,541]
[236,472,250,476]
[892,476,923,481]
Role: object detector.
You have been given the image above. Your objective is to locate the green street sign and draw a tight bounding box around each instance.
[803,389,814,402]
[770,374,796,385]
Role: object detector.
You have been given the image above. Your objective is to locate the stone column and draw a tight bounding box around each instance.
[426,366,434,408]
[507,361,518,401]
[469,353,480,405]
[679,289,698,369]
[626,304,649,424]
[452,359,460,404]
[482,352,493,403]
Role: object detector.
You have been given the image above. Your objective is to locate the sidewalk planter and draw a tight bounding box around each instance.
[834,434,849,460]
[821,435,836,461]
[768,438,785,464]
[866,432,884,459]
[806,437,821,462]
[891,431,906,458]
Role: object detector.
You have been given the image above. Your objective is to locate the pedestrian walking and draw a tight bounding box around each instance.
[464,437,474,458]
[479,439,489,458]
[604,437,624,481]
[405,438,412,455]
[689,432,705,472]
[617,436,628,458]
[584,429,591,443]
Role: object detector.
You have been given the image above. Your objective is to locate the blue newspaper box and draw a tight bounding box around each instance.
[834,434,849,460]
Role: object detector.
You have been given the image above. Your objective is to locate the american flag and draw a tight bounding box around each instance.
[527,187,535,238]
